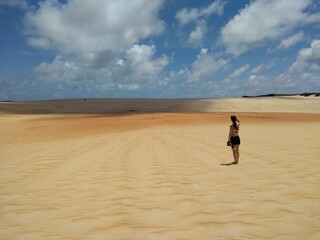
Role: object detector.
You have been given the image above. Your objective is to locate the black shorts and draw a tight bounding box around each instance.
[230,136,240,146]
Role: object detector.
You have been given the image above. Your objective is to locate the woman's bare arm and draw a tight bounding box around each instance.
[228,125,232,141]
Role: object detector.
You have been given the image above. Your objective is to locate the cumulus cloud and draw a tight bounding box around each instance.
[176,0,226,47]
[187,48,228,82]
[287,39,320,74]
[35,44,169,89]
[187,20,207,47]
[124,44,169,81]
[227,64,250,80]
[35,55,98,82]
[250,62,275,74]
[288,61,306,73]
[276,31,305,50]
[176,0,225,25]
[24,0,165,55]
[247,75,267,86]
[273,69,320,93]
[269,39,320,94]
[24,0,169,90]
[297,39,320,68]
[221,0,320,55]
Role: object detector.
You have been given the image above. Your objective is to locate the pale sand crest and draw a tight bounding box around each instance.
[1,97,320,239]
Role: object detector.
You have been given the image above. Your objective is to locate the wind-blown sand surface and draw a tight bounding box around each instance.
[1,97,320,239]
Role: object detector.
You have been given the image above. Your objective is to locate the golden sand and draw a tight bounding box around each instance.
[1,98,320,239]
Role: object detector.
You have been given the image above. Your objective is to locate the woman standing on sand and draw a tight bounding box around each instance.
[227,115,241,164]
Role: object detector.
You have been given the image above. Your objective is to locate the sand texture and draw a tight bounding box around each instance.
[1,98,320,239]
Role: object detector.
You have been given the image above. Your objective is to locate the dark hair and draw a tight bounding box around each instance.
[231,115,238,130]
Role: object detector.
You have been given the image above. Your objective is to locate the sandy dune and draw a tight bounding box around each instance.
[1,98,320,239]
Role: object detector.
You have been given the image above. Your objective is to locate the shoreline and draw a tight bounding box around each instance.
[1,96,320,114]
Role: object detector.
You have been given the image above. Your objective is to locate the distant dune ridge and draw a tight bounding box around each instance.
[1,97,320,239]
[0,95,320,114]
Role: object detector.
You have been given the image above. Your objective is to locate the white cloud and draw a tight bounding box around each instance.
[35,55,82,82]
[247,75,267,86]
[221,0,320,55]
[187,48,228,82]
[277,31,305,50]
[266,71,319,95]
[228,64,250,80]
[176,0,225,25]
[285,39,320,76]
[310,64,320,71]
[297,39,320,68]
[273,73,296,89]
[24,0,165,55]
[176,0,226,47]
[300,72,313,80]
[289,61,306,73]
[124,44,169,81]
[35,44,169,90]
[24,0,168,91]
[270,39,320,93]
[250,62,275,74]
[27,37,50,49]
[187,20,207,47]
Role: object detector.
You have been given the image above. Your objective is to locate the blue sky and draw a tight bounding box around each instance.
[0,0,320,100]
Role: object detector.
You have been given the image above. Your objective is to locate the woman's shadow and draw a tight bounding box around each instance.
[220,162,238,166]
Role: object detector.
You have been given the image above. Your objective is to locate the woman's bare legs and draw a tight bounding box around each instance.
[231,145,240,164]
[236,145,240,163]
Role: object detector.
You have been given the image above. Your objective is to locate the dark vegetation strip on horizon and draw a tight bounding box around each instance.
[242,92,320,98]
